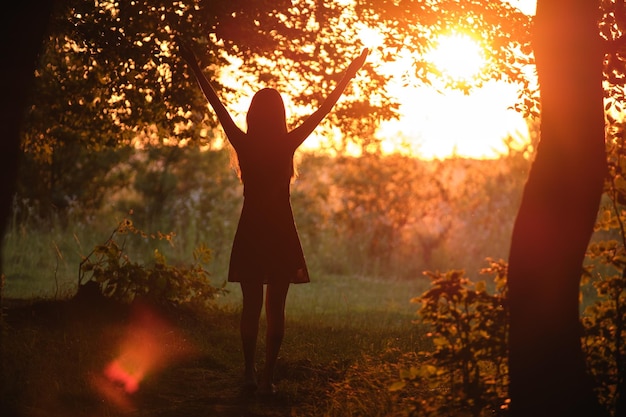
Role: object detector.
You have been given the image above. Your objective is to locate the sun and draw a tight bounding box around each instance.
[371,30,529,160]
[220,24,529,161]
[427,33,486,81]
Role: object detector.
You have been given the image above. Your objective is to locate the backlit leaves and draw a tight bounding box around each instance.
[79,218,225,309]
[403,260,510,415]
[24,0,542,162]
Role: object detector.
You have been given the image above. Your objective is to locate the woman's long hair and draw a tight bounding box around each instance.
[229,88,297,180]
[246,88,288,136]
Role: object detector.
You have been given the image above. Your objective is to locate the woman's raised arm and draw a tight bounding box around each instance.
[289,48,369,147]
[176,38,244,144]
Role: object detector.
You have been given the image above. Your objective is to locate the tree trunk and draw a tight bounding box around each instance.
[507,1,608,416]
[0,1,54,277]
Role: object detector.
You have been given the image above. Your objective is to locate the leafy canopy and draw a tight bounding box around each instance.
[24,0,534,159]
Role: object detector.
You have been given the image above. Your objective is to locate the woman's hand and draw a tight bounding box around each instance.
[288,47,370,147]
[346,48,369,77]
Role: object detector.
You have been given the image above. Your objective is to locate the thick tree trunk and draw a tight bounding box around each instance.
[0,1,54,277]
[507,1,608,416]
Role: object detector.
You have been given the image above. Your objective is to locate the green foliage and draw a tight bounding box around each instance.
[4,147,529,299]
[25,0,399,165]
[581,266,626,415]
[322,349,423,417]
[383,112,626,417]
[394,251,625,416]
[293,152,528,278]
[393,260,509,417]
[129,146,242,242]
[21,0,541,175]
[15,144,134,219]
[580,235,626,416]
[79,218,226,310]
[385,250,626,417]
[312,153,446,275]
[580,114,626,415]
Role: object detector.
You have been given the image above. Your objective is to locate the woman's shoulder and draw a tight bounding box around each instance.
[228,130,248,151]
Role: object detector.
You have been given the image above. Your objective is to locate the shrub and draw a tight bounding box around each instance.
[584,238,626,415]
[78,218,226,310]
[322,349,423,417]
[393,252,625,416]
[392,259,509,417]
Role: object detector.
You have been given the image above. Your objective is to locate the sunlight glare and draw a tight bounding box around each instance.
[505,0,536,15]
[427,34,485,81]
[357,24,384,50]
[377,81,529,160]
[215,18,532,161]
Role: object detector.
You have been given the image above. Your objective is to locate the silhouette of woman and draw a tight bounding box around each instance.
[177,38,368,394]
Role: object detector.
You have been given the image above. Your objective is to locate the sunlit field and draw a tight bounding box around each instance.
[1,148,531,301]
[1,206,432,416]
[0,149,530,415]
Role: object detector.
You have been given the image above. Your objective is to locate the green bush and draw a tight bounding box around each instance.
[584,238,626,414]
[322,349,424,417]
[79,218,226,310]
[392,259,509,417]
[392,252,625,417]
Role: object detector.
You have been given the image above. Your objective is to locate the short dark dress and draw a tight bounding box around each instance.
[227,136,310,285]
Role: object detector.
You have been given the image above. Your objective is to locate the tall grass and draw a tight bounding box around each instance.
[2,192,433,306]
[0,155,517,414]
[1,199,234,300]
[1,221,433,417]
[1,203,101,299]
[3,149,533,303]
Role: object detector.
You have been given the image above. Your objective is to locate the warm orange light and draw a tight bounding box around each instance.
[357,24,384,50]
[376,80,530,160]
[91,303,198,411]
[427,33,486,82]
[506,0,536,15]
[362,29,532,160]
[215,21,531,161]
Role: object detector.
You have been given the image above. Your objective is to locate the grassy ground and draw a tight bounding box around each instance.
[0,274,431,417]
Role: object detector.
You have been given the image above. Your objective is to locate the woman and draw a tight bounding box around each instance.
[177,38,368,394]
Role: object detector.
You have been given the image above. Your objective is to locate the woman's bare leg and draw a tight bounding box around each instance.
[240,281,264,388]
[261,280,290,392]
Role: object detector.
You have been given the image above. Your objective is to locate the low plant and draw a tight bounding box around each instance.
[391,259,509,417]
[392,251,626,417]
[78,218,226,310]
[321,349,423,417]
[583,238,626,415]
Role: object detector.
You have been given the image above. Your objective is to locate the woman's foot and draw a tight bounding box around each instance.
[242,369,258,392]
[257,382,276,396]
[258,369,276,396]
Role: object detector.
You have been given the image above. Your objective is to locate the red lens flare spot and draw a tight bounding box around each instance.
[104,360,142,394]
[91,302,198,411]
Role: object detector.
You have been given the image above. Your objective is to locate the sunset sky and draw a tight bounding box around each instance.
[221,0,538,160]
[363,0,538,160]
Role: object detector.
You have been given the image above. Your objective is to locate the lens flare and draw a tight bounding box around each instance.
[91,302,197,411]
